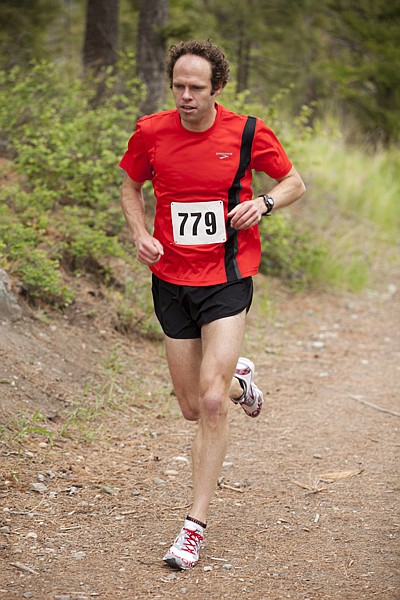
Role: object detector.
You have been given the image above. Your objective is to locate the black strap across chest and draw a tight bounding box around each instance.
[224,115,257,281]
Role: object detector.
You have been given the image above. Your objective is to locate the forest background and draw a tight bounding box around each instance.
[0,0,399,334]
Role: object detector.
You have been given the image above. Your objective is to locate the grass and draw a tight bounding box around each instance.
[302,129,400,236]
[0,410,55,450]
[290,124,400,290]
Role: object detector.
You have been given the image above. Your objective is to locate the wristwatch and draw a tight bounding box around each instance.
[261,194,274,216]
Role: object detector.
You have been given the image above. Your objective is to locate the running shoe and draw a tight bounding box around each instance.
[232,357,264,418]
[163,519,204,570]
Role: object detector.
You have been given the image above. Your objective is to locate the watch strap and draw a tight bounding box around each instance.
[261,194,274,216]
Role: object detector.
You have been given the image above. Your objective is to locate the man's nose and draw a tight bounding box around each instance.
[182,86,192,99]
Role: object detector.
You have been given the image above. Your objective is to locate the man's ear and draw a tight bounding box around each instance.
[212,85,223,98]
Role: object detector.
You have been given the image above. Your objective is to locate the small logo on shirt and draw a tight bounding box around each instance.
[216,152,233,160]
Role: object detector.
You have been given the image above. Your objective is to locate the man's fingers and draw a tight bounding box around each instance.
[228,202,261,229]
[136,239,164,265]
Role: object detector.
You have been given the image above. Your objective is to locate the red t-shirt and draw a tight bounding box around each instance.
[119,103,292,286]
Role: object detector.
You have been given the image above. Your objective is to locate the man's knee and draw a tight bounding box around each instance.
[201,390,228,422]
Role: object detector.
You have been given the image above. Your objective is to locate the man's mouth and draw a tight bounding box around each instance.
[180,105,196,114]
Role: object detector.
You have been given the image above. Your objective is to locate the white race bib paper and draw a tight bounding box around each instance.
[171,201,226,245]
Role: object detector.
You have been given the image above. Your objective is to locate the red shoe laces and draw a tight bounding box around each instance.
[182,528,203,555]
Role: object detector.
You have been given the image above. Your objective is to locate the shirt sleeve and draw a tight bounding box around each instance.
[119,118,153,182]
[251,119,292,179]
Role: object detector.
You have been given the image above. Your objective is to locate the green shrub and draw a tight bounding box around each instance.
[0,58,143,305]
[17,249,73,306]
[259,213,326,290]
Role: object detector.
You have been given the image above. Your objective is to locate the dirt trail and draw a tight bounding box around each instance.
[0,274,399,600]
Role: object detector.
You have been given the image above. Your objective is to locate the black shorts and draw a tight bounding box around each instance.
[151,274,253,339]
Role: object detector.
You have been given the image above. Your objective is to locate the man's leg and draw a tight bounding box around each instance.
[190,310,246,523]
[164,310,246,523]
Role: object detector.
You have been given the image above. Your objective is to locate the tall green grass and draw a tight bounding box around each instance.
[288,126,400,290]
[302,132,400,236]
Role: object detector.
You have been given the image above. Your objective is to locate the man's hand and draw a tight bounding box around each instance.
[135,233,164,265]
[227,197,264,230]
[120,174,164,265]
[227,167,306,230]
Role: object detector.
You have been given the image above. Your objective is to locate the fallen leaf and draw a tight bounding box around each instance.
[319,469,363,483]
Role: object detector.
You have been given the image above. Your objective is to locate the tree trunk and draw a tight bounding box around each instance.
[137,0,168,115]
[83,0,119,74]
[236,29,251,94]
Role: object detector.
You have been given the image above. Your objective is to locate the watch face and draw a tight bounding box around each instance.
[263,195,274,213]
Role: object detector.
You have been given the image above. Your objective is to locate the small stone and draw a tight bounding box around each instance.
[71,551,86,560]
[22,594,33,599]
[312,341,325,349]
[222,563,233,570]
[131,489,141,496]
[37,474,46,482]
[98,484,118,495]
[29,482,47,494]
[164,470,178,476]
[26,531,38,539]
[166,573,176,580]
[0,526,11,534]
[154,478,165,485]
[173,456,189,463]
[203,565,213,572]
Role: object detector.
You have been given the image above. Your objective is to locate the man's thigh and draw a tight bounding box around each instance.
[200,310,247,393]
[164,335,202,416]
[164,310,246,412]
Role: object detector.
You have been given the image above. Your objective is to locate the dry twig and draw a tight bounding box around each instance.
[10,562,39,575]
[218,482,245,493]
[350,395,400,417]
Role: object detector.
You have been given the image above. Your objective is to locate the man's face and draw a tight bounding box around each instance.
[172,54,222,132]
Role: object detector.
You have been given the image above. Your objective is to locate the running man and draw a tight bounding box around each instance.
[119,39,305,570]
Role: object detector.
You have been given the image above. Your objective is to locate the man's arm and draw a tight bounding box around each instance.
[228,167,306,230]
[120,173,164,265]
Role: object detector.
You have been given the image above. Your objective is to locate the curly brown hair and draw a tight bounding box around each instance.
[166,40,230,95]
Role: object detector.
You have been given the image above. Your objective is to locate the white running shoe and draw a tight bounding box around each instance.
[232,357,264,418]
[163,519,204,570]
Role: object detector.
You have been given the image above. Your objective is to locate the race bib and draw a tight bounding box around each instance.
[171,201,226,245]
